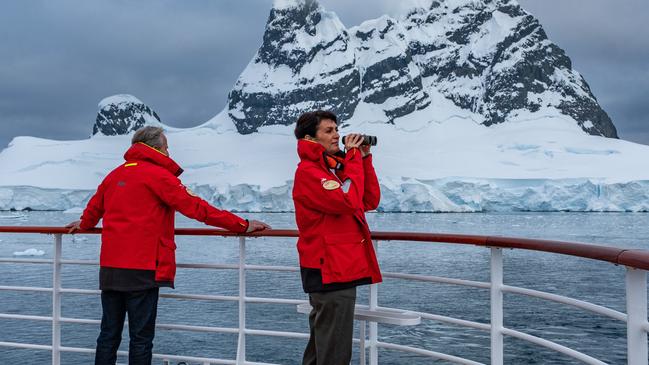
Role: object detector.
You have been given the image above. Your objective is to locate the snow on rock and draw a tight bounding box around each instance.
[225,0,616,138]
[351,15,430,121]
[93,94,166,136]
[226,0,358,134]
[98,94,145,109]
[272,0,304,11]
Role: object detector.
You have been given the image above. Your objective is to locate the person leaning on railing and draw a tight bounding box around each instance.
[292,110,383,365]
[65,126,270,365]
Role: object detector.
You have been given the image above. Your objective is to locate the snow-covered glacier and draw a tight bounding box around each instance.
[4,178,648,213]
[2,110,649,212]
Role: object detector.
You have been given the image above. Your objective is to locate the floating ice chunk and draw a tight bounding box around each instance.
[13,248,45,256]
[0,214,28,219]
[64,207,84,214]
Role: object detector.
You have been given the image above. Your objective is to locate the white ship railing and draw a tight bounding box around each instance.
[0,226,647,365]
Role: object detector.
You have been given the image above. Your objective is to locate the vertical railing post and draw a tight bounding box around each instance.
[369,240,379,365]
[626,267,648,365]
[52,234,62,365]
[236,237,246,365]
[490,247,504,365]
[359,320,366,365]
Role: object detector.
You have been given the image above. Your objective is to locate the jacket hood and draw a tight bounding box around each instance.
[124,142,183,176]
[297,139,326,162]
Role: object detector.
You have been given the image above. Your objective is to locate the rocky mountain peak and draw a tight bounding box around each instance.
[260,0,328,69]
[229,0,616,138]
[93,94,162,136]
[228,0,357,134]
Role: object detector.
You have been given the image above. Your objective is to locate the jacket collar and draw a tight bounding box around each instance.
[124,142,183,177]
[297,139,347,172]
[297,138,326,163]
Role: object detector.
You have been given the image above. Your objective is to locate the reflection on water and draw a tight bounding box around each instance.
[1,211,648,364]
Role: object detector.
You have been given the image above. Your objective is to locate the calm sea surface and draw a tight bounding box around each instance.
[1,211,648,364]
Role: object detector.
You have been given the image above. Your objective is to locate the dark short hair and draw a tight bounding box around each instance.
[294,110,338,139]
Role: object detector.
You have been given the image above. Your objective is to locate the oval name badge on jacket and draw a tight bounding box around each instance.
[322,179,340,190]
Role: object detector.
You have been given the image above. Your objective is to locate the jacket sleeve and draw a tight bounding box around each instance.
[149,173,248,233]
[362,154,380,211]
[293,148,365,215]
[79,180,106,229]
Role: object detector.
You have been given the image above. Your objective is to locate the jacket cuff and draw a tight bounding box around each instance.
[78,218,92,230]
[345,147,361,161]
[239,218,250,233]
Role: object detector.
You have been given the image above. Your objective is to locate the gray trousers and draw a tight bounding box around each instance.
[302,287,357,365]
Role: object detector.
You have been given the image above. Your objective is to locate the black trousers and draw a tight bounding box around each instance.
[302,287,357,365]
[95,288,159,365]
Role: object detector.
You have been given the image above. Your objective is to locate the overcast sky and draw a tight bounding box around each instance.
[0,0,647,149]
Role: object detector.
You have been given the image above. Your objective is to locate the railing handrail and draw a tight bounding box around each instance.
[2,226,649,270]
[1,225,648,364]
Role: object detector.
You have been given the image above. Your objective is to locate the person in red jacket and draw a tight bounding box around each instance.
[292,110,382,365]
[66,126,269,365]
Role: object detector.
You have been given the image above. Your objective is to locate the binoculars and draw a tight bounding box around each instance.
[341,135,378,146]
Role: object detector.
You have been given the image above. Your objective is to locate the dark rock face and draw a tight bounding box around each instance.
[228,65,360,134]
[354,16,430,122]
[93,95,162,136]
[258,0,327,68]
[404,0,617,137]
[227,0,618,138]
[228,0,360,134]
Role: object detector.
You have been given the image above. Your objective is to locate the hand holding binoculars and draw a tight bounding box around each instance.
[341,134,377,146]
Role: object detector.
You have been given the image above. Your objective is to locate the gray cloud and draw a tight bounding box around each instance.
[0,0,273,147]
[1,0,648,149]
[518,0,649,144]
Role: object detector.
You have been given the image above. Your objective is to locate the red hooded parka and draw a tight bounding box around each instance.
[292,139,382,286]
[80,142,248,283]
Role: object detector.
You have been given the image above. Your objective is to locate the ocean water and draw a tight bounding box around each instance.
[1,211,648,364]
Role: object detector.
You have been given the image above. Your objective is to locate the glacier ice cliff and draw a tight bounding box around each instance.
[2,179,649,213]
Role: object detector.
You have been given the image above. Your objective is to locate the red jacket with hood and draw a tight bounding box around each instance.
[80,142,248,283]
[292,139,382,288]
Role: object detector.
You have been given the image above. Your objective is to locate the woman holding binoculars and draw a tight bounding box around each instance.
[292,110,382,365]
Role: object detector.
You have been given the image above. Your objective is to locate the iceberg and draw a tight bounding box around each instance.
[13,248,45,256]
